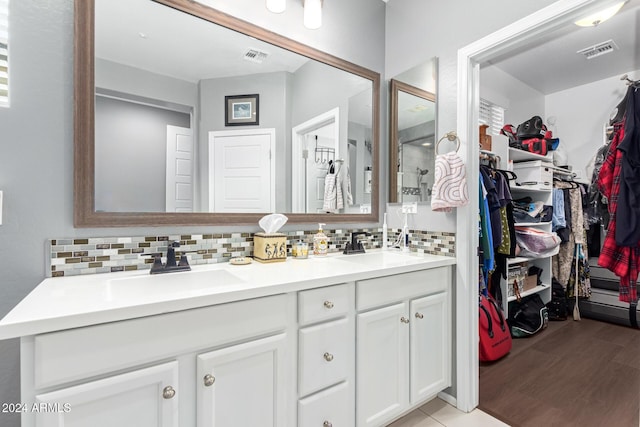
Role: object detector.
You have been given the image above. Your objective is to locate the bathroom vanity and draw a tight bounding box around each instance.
[0,251,455,427]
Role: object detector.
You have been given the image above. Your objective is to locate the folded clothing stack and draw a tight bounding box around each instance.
[512,196,553,224]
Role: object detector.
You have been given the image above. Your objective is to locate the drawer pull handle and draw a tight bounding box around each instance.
[400,316,410,324]
[324,301,334,309]
[203,374,216,387]
[323,422,333,427]
[415,312,424,319]
[162,386,176,399]
[323,352,334,362]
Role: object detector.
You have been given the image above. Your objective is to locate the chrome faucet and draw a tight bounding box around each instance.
[150,241,191,274]
[343,232,371,255]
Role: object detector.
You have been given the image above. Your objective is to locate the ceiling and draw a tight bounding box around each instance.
[485,0,640,95]
[95,0,309,83]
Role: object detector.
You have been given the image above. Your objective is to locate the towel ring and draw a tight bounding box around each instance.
[435,131,460,155]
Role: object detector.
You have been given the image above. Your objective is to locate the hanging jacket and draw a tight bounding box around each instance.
[598,119,640,303]
[616,87,640,246]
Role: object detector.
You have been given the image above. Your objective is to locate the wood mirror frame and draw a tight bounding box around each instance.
[388,79,436,204]
[74,0,380,227]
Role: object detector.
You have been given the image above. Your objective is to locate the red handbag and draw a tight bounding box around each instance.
[479,294,512,362]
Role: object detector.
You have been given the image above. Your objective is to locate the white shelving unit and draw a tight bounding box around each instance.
[502,149,554,315]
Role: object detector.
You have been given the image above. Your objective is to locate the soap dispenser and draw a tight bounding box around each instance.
[313,223,328,256]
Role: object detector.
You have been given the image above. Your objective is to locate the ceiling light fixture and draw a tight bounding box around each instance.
[574,1,626,27]
[304,0,322,30]
[266,0,286,14]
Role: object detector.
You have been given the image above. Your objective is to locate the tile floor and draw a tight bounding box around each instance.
[389,398,509,427]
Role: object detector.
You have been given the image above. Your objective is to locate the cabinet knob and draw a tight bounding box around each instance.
[324,300,334,309]
[415,312,424,319]
[323,352,334,362]
[400,316,410,324]
[162,385,176,399]
[203,374,216,387]
[323,421,333,427]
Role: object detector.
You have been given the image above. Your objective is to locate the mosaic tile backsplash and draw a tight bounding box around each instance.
[48,228,456,277]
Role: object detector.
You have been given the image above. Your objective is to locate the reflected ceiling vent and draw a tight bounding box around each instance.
[576,39,619,59]
[243,48,269,63]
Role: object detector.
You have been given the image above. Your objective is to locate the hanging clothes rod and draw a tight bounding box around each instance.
[549,164,576,177]
[480,150,501,168]
[621,74,640,87]
[480,150,499,159]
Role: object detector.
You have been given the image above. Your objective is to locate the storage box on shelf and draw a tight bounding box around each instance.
[512,160,553,191]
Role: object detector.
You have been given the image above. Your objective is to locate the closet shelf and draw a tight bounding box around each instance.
[507,283,550,302]
[509,147,553,163]
[508,256,544,264]
[509,184,552,192]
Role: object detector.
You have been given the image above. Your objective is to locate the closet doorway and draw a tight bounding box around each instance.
[455,0,640,414]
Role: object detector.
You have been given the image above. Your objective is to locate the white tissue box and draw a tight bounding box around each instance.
[253,233,287,263]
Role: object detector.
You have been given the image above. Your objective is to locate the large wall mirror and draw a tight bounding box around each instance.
[75,0,380,227]
[388,58,437,204]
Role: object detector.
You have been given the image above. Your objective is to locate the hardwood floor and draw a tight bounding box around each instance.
[479,317,640,427]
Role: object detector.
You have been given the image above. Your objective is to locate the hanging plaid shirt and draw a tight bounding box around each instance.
[598,120,639,303]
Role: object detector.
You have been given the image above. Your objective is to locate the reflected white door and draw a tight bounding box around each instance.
[209,129,275,213]
[166,125,194,212]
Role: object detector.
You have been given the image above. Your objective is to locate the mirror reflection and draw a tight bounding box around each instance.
[93,0,375,215]
[389,59,437,204]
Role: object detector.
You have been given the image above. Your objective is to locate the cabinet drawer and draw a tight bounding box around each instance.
[299,382,352,427]
[298,283,350,326]
[356,267,449,311]
[299,318,351,396]
[34,294,288,390]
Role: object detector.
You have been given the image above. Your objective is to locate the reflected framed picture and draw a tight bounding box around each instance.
[225,94,259,126]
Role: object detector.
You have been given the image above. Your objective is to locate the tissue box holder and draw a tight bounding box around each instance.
[253,233,287,263]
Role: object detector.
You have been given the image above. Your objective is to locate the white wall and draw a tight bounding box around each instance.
[95,58,198,108]
[95,97,191,212]
[0,2,385,426]
[545,69,640,180]
[480,64,546,127]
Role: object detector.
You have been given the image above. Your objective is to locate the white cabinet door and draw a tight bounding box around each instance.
[197,333,287,427]
[410,292,450,404]
[356,303,409,427]
[35,361,179,427]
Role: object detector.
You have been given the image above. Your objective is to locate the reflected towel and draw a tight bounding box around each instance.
[337,164,353,209]
[431,152,469,212]
[323,173,337,212]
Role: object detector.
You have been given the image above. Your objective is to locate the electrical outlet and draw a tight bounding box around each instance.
[401,202,417,214]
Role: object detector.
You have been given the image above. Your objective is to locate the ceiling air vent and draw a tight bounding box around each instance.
[243,48,269,64]
[576,39,619,59]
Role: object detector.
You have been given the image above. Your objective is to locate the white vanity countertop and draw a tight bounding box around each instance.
[0,250,455,340]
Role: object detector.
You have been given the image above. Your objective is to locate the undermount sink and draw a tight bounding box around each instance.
[336,251,418,267]
[106,269,245,298]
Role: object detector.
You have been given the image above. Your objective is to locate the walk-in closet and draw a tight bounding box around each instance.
[476,1,640,425]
